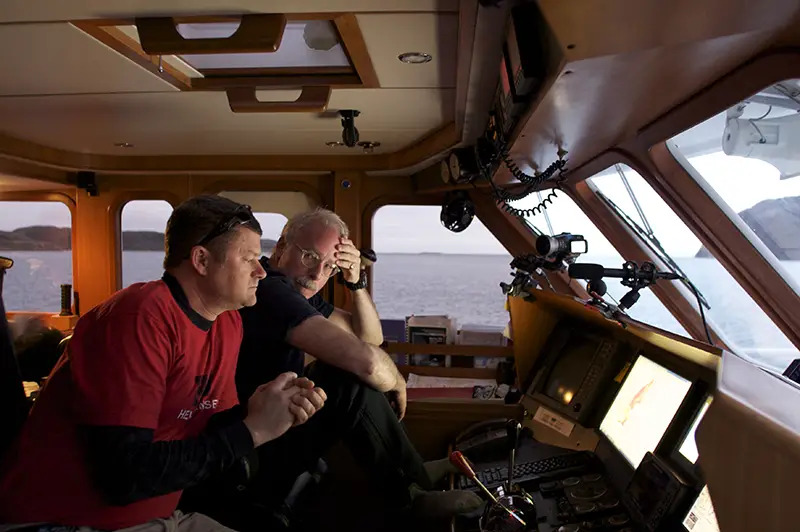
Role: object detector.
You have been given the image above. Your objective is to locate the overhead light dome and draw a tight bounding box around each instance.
[303,20,338,51]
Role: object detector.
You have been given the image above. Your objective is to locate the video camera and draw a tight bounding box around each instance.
[500,233,587,296]
[535,233,587,264]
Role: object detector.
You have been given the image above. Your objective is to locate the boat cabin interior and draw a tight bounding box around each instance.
[1,1,800,531]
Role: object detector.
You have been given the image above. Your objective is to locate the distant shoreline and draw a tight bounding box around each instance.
[0,226,276,252]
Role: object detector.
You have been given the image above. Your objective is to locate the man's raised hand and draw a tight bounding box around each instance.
[334,237,362,283]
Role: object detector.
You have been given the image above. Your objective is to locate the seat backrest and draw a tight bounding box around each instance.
[0,264,29,461]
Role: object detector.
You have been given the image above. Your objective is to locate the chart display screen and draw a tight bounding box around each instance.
[600,355,691,467]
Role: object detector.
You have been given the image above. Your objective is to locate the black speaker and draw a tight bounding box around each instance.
[440,191,475,233]
[76,171,98,196]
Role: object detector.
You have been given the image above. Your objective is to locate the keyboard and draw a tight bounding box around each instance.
[458,451,593,490]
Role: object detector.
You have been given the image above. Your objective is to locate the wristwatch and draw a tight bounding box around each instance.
[341,270,368,291]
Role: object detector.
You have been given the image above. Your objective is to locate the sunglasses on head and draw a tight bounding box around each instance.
[196,204,255,248]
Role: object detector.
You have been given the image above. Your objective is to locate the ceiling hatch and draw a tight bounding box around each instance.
[72,14,379,93]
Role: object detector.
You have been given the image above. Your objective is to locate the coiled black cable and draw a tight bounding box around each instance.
[497,181,565,218]
[474,139,568,219]
[490,152,567,218]
[499,147,567,187]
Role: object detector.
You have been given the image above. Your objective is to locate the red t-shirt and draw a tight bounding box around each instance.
[0,279,242,529]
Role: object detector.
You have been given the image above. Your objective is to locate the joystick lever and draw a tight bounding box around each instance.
[506,420,521,493]
[449,451,526,526]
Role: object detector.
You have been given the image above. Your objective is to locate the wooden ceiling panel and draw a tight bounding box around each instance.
[540,0,800,59]
[505,30,775,179]
[356,13,458,88]
[0,23,178,96]
[0,89,453,155]
[0,1,458,24]
[0,128,434,157]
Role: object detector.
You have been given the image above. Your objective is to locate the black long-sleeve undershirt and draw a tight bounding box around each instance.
[82,406,254,506]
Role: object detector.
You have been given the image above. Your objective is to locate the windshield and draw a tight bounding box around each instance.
[667,78,800,296]
[590,165,798,372]
[509,189,690,337]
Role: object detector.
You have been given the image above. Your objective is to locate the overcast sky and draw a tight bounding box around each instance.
[1,151,798,258]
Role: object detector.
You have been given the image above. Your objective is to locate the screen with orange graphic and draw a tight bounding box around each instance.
[599,355,691,467]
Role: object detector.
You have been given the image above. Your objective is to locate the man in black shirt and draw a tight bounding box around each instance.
[184,208,481,529]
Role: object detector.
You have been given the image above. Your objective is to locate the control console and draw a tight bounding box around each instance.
[622,453,693,531]
[533,471,636,532]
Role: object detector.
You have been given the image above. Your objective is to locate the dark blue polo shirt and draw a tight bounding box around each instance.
[236,257,334,404]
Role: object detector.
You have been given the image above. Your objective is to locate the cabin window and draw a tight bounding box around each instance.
[252,212,287,256]
[590,164,799,372]
[371,204,511,329]
[120,201,287,289]
[0,201,72,312]
[667,79,800,296]
[120,200,173,288]
[516,191,689,337]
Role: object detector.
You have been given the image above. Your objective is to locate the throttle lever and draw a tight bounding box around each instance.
[506,420,521,493]
[449,451,526,526]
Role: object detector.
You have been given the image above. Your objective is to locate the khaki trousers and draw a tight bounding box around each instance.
[0,510,237,532]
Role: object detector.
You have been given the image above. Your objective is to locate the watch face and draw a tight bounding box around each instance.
[449,152,461,179]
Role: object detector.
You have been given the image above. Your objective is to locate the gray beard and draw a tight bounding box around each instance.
[296,277,316,291]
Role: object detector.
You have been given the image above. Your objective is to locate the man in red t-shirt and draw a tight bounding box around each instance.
[0,195,326,532]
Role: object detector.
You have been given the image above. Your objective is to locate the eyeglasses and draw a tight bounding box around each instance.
[294,244,340,278]
[196,204,255,247]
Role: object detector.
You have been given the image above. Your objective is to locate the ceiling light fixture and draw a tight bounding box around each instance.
[398,52,432,64]
[357,141,381,153]
[114,142,134,148]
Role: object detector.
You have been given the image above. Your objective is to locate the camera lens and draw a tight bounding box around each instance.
[535,235,553,256]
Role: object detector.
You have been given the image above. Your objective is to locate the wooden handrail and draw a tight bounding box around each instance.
[385,342,513,358]
[136,14,286,55]
[226,86,331,113]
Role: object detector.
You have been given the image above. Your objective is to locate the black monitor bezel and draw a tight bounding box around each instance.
[659,383,713,483]
[524,321,632,425]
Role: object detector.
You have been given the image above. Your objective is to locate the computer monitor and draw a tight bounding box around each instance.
[525,323,632,424]
[682,485,720,532]
[541,334,603,405]
[599,355,692,468]
[678,398,712,464]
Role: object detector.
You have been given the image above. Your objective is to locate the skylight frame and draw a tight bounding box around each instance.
[71,13,378,92]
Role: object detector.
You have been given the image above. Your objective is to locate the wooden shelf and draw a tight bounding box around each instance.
[385,342,513,358]
[398,366,497,379]
[6,311,78,332]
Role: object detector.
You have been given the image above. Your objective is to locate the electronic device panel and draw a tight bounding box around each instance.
[623,452,693,531]
[599,355,692,468]
[525,322,634,425]
[490,2,547,139]
[678,398,712,464]
[682,485,720,532]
